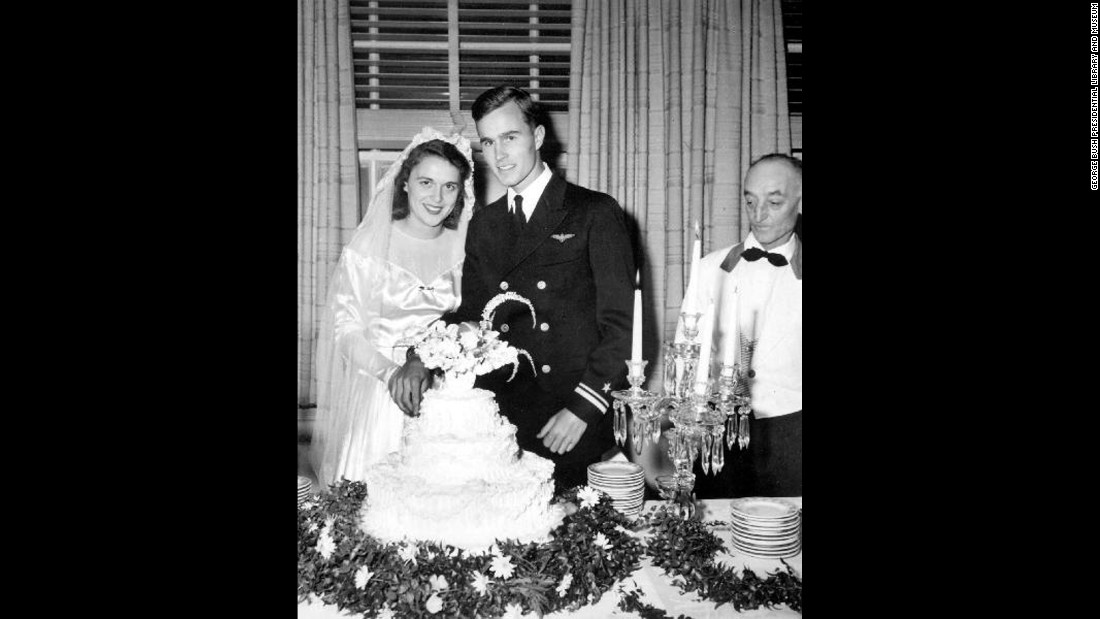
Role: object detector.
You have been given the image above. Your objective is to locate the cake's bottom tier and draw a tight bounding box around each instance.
[361,452,564,551]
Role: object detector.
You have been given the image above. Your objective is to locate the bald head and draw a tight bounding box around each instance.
[749,153,801,186]
[743,153,802,249]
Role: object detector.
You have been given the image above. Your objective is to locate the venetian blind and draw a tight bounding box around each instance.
[781,0,802,156]
[350,0,572,112]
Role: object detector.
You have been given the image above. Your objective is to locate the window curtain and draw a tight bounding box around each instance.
[298,0,361,409]
[566,0,790,387]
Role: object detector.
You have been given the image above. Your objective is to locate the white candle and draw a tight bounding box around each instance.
[631,271,642,363]
[683,222,702,313]
[721,281,739,368]
[693,301,715,395]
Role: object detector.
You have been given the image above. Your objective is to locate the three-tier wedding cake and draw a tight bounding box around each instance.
[359,294,565,551]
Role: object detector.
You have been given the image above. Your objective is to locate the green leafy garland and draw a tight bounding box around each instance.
[298,480,801,618]
[643,512,803,614]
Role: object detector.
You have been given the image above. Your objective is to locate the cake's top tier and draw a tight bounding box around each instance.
[413,387,513,441]
[390,386,523,484]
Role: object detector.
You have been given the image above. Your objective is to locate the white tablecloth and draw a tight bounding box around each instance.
[299,498,802,618]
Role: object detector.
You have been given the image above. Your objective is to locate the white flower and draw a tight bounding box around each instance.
[486,543,503,558]
[376,604,396,619]
[354,566,374,589]
[577,486,603,509]
[489,553,516,579]
[307,521,318,533]
[470,571,490,595]
[428,574,448,591]
[425,549,437,561]
[555,573,573,596]
[397,543,419,564]
[502,602,525,619]
[593,532,612,550]
[445,547,458,558]
[459,329,480,350]
[425,593,444,614]
[315,531,336,560]
[441,339,462,358]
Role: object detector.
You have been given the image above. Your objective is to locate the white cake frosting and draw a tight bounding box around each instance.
[360,384,565,551]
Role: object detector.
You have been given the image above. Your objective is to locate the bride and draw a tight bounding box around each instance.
[311,128,476,489]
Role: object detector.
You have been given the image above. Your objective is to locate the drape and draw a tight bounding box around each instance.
[298,0,361,408]
[566,0,790,387]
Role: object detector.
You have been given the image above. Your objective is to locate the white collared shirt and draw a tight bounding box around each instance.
[733,231,801,418]
[507,163,552,222]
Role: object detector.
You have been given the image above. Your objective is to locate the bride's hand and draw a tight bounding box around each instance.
[389,358,432,416]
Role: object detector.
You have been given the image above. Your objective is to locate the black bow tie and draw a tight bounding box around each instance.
[741,246,789,267]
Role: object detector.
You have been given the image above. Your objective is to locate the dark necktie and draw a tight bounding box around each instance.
[512,195,525,231]
[741,246,789,267]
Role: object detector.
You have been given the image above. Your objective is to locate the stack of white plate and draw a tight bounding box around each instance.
[728,497,801,558]
[587,462,645,518]
[297,476,312,507]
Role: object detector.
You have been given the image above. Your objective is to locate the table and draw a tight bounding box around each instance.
[298,498,802,618]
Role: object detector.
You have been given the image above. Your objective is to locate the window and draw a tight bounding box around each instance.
[350,0,572,112]
[781,0,802,157]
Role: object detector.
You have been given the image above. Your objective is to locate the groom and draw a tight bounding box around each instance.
[399,86,635,491]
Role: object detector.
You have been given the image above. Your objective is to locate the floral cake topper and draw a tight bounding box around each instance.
[413,292,538,384]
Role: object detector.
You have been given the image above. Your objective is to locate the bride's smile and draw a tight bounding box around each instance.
[401,155,461,237]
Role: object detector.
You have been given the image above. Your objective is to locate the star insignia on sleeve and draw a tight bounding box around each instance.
[602,382,612,393]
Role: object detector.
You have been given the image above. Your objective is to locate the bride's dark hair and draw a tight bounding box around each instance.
[391,139,473,230]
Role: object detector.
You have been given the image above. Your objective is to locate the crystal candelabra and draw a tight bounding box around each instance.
[609,310,754,517]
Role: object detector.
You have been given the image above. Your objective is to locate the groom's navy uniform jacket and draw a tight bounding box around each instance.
[444,173,635,490]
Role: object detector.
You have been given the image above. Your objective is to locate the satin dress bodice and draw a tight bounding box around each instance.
[368,256,462,363]
[336,226,464,370]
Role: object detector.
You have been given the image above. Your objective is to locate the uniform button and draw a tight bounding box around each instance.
[500,324,510,333]
[500,281,509,291]
[541,364,551,373]
[536,281,547,290]
[540,322,549,332]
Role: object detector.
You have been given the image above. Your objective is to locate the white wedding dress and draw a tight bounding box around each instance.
[319,229,463,487]
[311,127,476,490]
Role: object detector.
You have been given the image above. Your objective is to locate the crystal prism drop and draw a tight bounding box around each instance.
[701,432,713,474]
[713,434,725,473]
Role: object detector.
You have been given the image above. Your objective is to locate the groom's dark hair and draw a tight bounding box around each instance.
[392,139,472,230]
[472,86,542,130]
